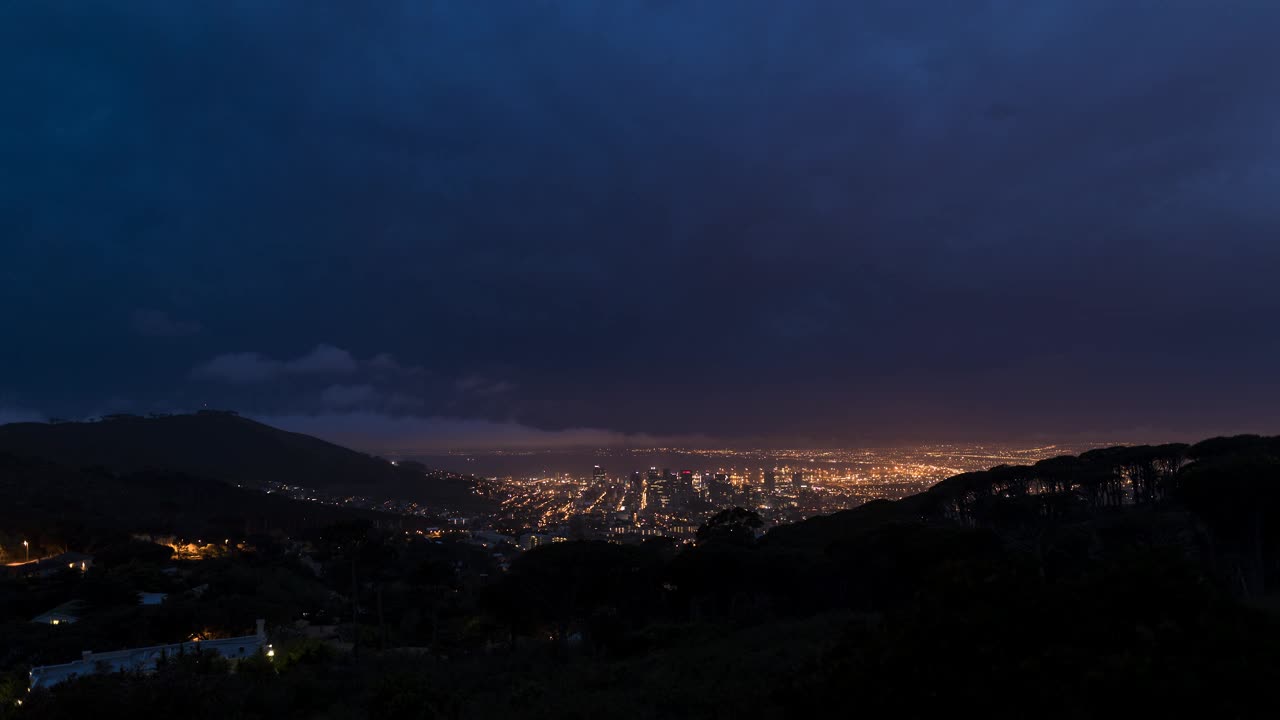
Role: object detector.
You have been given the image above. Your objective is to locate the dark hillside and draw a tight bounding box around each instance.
[0,453,424,542]
[0,413,486,510]
[10,435,1280,718]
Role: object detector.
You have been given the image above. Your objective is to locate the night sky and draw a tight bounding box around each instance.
[3,2,1280,450]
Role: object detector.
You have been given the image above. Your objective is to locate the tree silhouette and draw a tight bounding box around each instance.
[696,507,763,546]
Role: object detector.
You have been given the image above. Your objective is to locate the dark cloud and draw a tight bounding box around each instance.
[130,309,202,338]
[2,2,1279,446]
[456,376,516,397]
[255,412,709,453]
[192,344,356,383]
[283,345,358,375]
[191,352,282,385]
[318,384,380,410]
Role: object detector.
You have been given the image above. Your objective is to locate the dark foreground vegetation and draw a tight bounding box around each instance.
[6,435,1280,718]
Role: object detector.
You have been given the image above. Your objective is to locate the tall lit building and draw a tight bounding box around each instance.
[678,470,694,500]
[643,467,663,511]
[707,474,733,506]
[650,469,676,508]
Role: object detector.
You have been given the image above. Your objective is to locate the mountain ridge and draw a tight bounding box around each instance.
[0,411,486,511]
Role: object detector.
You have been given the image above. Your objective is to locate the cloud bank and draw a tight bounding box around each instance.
[257,412,709,452]
[192,344,358,383]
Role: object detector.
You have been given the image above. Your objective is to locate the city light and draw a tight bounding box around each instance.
[211,443,1118,543]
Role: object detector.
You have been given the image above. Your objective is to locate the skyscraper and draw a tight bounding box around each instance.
[678,470,695,502]
[650,469,677,508]
[708,474,732,506]
[644,467,664,511]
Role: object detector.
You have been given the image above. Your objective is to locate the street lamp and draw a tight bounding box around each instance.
[23,540,29,563]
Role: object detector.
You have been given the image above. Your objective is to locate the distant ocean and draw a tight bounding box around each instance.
[384,442,1120,480]
[391,449,817,478]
